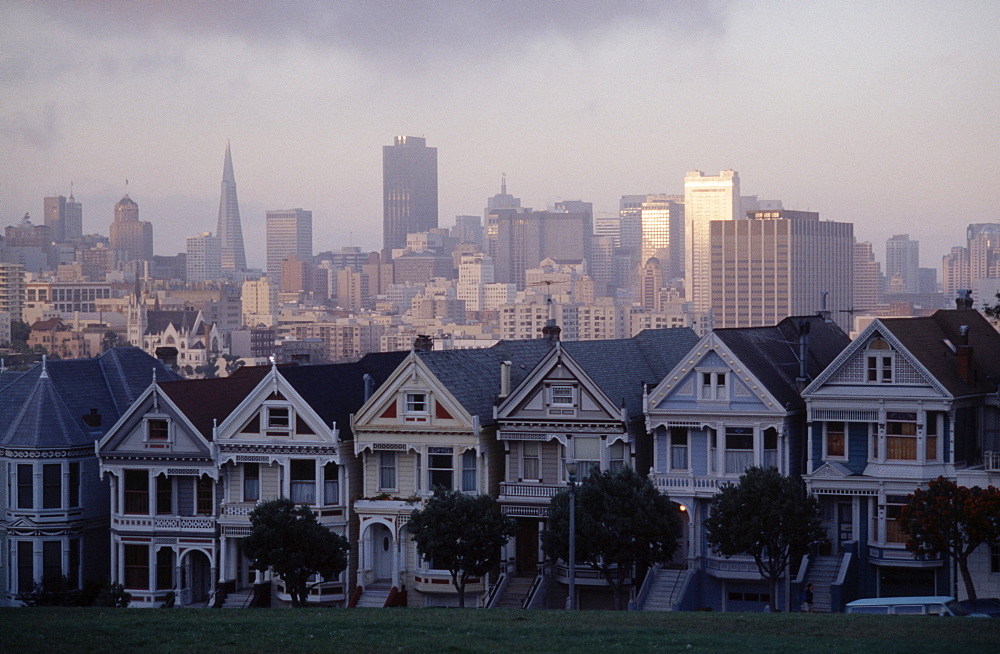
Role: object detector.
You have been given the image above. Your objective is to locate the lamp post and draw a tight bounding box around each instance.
[566,458,577,611]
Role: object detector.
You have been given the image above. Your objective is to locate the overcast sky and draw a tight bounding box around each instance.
[2,1,998,270]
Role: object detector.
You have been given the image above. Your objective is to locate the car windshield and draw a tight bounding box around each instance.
[946,600,972,616]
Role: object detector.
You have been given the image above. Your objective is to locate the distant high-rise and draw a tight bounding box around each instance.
[485,176,522,259]
[885,234,920,294]
[44,195,67,243]
[109,194,153,262]
[684,170,740,312]
[266,208,313,287]
[492,209,591,290]
[709,210,853,331]
[452,215,484,248]
[942,246,970,299]
[967,223,1000,283]
[640,195,685,280]
[383,136,437,252]
[65,190,83,240]
[186,232,221,282]
[853,241,885,313]
[216,141,247,273]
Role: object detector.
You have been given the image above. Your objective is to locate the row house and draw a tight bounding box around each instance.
[644,315,849,612]
[350,337,554,607]
[0,348,179,606]
[802,303,1000,604]
[495,327,699,609]
[96,352,406,607]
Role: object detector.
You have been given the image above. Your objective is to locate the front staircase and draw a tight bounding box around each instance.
[492,575,536,609]
[641,568,688,611]
[355,581,393,608]
[803,555,839,613]
[221,588,253,609]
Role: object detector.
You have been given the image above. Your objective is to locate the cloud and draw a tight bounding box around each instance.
[0,104,62,150]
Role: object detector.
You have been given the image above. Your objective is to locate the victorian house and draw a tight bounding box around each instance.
[1,348,178,606]
[802,301,1000,606]
[96,353,405,607]
[493,328,698,610]
[350,338,552,607]
[644,315,849,612]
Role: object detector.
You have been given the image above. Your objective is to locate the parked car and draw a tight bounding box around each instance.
[957,597,1000,618]
[845,596,989,617]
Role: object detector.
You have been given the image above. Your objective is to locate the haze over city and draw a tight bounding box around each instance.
[2,1,998,269]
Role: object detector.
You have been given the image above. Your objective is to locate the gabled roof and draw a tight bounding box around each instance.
[157,366,270,439]
[712,316,849,409]
[561,328,700,416]
[876,309,1000,396]
[146,310,201,336]
[0,347,181,450]
[416,340,555,426]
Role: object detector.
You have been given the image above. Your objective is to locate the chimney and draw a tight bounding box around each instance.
[82,408,102,427]
[542,319,561,343]
[499,361,512,397]
[363,373,374,402]
[956,325,973,384]
[796,320,811,392]
[956,289,973,310]
[413,334,433,352]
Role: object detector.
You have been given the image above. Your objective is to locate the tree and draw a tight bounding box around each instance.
[704,466,823,612]
[408,488,517,608]
[982,292,1000,325]
[541,466,682,610]
[243,498,349,607]
[899,476,1000,601]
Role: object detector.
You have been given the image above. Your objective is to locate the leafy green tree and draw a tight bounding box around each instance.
[408,488,517,608]
[8,319,31,350]
[542,466,682,610]
[899,476,1000,601]
[243,498,349,607]
[704,466,823,612]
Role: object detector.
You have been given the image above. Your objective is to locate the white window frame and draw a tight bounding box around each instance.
[145,417,170,442]
[265,405,293,431]
[522,441,540,481]
[378,452,397,491]
[404,392,429,415]
[243,463,260,502]
[824,421,847,460]
[669,428,688,471]
[549,384,575,407]
[698,370,728,401]
[428,447,454,490]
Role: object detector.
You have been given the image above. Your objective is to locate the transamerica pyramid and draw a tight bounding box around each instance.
[216,140,247,272]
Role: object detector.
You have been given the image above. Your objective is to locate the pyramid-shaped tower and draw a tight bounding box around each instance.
[216,140,247,273]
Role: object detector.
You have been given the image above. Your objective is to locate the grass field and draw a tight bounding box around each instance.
[1,607,999,653]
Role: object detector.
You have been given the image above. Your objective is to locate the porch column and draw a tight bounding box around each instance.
[219,536,228,583]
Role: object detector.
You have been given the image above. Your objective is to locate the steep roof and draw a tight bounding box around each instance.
[0,348,181,450]
[157,366,270,439]
[416,339,556,426]
[714,315,850,409]
[145,310,200,336]
[562,328,700,415]
[878,309,1000,396]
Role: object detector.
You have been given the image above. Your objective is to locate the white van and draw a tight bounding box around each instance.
[845,596,988,617]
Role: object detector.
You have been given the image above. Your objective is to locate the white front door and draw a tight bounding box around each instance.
[371,524,393,581]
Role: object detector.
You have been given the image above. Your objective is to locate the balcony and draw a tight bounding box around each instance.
[651,474,721,495]
[499,482,564,502]
[112,514,216,532]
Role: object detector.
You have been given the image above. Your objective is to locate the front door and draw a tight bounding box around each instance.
[371,524,393,581]
[515,518,539,575]
[236,540,257,589]
[837,503,853,552]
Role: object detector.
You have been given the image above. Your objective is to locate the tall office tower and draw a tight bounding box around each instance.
[709,210,853,330]
[266,208,312,287]
[618,195,645,253]
[594,215,622,247]
[492,209,592,290]
[452,215,483,248]
[65,190,83,240]
[640,195,685,280]
[853,241,885,313]
[216,140,247,273]
[885,234,920,294]
[0,262,26,323]
[942,246,971,298]
[383,136,438,252]
[589,236,615,291]
[484,176,522,258]
[638,257,665,310]
[186,232,222,282]
[684,170,740,311]
[241,278,279,325]
[109,194,153,262]
[967,223,1000,283]
[43,195,67,243]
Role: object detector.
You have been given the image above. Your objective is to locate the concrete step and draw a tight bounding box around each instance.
[221,590,253,609]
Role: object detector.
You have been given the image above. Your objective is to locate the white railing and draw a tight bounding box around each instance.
[652,475,721,491]
[222,504,256,517]
[113,515,216,531]
[499,482,563,499]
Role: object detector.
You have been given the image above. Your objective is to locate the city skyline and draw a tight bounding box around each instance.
[2,2,999,269]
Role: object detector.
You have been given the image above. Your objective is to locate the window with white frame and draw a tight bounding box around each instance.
[428,447,454,490]
[17,464,33,509]
[866,339,894,383]
[266,406,291,430]
[461,450,477,492]
[323,462,339,505]
[69,462,80,507]
[156,475,172,514]
[883,496,908,544]
[42,463,61,509]
[378,452,397,491]
[826,422,846,459]
[243,463,260,501]
[724,427,754,474]
[404,393,428,414]
[550,385,575,406]
[699,371,728,401]
[670,428,688,470]
[574,437,600,479]
[926,412,939,461]
[147,418,169,441]
[290,460,316,504]
[886,412,918,460]
[763,428,778,469]
[522,441,540,480]
[609,441,626,472]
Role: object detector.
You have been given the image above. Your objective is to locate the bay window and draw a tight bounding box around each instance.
[462,450,477,492]
[826,422,846,458]
[428,447,454,490]
[42,463,61,509]
[124,469,149,514]
[574,437,600,479]
[124,544,149,589]
[670,428,688,470]
[886,413,917,460]
[609,441,626,472]
[243,463,260,502]
[17,464,33,509]
[724,428,754,474]
[290,460,316,504]
[522,442,540,480]
[196,476,214,515]
[323,462,339,505]
[379,452,396,491]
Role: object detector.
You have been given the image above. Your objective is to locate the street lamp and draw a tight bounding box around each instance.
[566,458,577,611]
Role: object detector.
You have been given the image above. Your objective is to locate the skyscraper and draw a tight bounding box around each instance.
[709,210,854,331]
[383,136,437,252]
[216,140,247,273]
[44,195,67,243]
[684,170,740,312]
[853,241,885,313]
[109,194,153,262]
[640,194,685,280]
[186,232,221,282]
[885,234,920,294]
[266,208,313,287]
[65,190,83,240]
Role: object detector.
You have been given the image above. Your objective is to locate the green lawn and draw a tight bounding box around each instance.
[1,608,998,653]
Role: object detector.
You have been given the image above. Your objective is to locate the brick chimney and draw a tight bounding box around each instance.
[413,334,433,352]
[956,325,973,384]
[542,319,561,343]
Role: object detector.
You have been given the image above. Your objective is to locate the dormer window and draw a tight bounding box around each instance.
[550,385,575,406]
[266,406,291,429]
[866,338,894,383]
[699,371,728,401]
[147,419,169,441]
[405,393,428,415]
